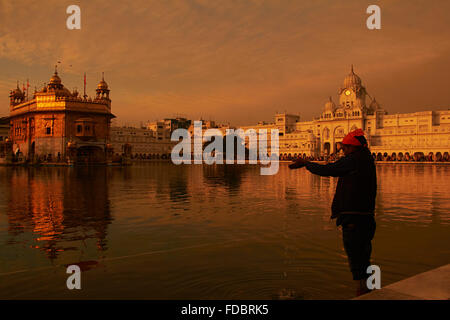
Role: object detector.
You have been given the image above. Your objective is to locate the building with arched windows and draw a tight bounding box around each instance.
[242,66,450,161]
[7,68,115,164]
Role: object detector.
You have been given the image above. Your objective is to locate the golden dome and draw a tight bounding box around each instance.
[49,72,62,85]
[13,87,23,97]
[60,87,72,96]
[97,80,108,90]
[97,73,109,90]
[343,65,361,88]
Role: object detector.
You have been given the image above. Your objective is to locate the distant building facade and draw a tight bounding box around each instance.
[109,117,191,158]
[244,66,450,161]
[8,69,115,163]
[110,126,175,158]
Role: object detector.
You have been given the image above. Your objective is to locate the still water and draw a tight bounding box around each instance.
[0,163,449,299]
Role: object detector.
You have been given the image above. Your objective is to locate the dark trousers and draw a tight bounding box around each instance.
[341,215,376,280]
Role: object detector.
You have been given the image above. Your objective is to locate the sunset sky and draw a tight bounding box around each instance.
[1,0,450,126]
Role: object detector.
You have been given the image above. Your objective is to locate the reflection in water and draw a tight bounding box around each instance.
[5,167,112,261]
[0,163,449,299]
[202,164,247,193]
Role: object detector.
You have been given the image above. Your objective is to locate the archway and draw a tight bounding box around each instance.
[413,152,424,162]
[30,141,35,159]
[323,142,331,155]
[322,127,330,140]
[376,153,383,161]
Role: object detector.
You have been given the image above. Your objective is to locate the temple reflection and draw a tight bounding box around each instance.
[5,167,112,261]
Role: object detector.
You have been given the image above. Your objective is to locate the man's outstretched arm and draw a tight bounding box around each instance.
[289,156,356,177]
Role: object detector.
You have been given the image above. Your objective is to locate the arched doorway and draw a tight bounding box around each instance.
[323,142,331,155]
[30,141,35,159]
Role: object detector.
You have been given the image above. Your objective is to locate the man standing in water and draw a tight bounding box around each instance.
[289,129,377,296]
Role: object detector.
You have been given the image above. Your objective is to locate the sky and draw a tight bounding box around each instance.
[1,0,450,126]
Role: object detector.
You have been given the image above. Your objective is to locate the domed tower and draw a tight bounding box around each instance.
[9,82,25,106]
[45,66,72,97]
[322,96,336,119]
[48,66,64,91]
[96,73,110,100]
[369,97,386,115]
[338,65,367,111]
[324,96,336,112]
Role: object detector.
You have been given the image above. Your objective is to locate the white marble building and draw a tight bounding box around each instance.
[243,66,450,161]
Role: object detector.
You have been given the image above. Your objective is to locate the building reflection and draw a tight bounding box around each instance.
[5,167,112,261]
[202,164,246,194]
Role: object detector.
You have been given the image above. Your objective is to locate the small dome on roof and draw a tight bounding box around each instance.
[13,87,23,97]
[324,96,336,112]
[10,82,24,98]
[369,97,382,110]
[97,73,109,90]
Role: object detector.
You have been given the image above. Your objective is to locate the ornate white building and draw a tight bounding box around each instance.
[243,66,450,161]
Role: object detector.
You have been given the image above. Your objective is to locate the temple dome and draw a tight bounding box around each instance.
[49,72,62,85]
[97,79,108,90]
[343,65,362,88]
[97,73,109,90]
[12,87,23,97]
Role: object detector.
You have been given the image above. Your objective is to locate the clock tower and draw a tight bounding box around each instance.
[338,65,367,111]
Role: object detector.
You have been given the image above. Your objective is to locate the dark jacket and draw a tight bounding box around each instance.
[305,148,377,225]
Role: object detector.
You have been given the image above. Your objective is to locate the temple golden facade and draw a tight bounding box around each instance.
[8,69,115,164]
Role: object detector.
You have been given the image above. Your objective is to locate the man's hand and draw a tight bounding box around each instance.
[288,158,309,169]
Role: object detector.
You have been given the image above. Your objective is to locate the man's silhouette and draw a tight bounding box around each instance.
[289,129,377,296]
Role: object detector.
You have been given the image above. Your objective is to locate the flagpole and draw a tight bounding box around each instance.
[83,72,87,100]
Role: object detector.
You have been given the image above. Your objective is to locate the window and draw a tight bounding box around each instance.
[77,125,82,133]
[46,127,51,135]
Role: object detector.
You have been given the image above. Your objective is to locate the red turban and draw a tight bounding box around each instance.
[342,129,367,147]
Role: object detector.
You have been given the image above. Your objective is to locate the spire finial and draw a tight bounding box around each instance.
[102,72,104,81]
[54,64,58,74]
[351,64,354,73]
[16,80,19,89]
